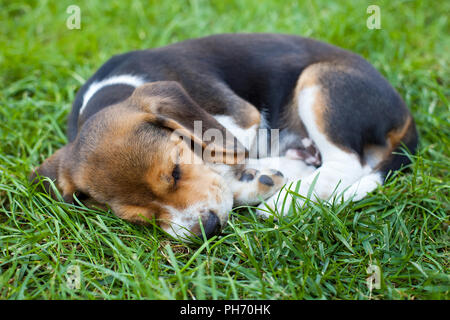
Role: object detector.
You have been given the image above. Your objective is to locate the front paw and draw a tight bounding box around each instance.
[233,168,286,206]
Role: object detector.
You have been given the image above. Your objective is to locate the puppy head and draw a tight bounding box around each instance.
[31,82,245,241]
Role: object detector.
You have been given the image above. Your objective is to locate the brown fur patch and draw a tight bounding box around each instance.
[30,145,76,201]
[114,204,155,222]
[387,115,413,150]
[151,162,222,212]
[235,102,261,129]
[131,82,248,163]
[368,115,414,169]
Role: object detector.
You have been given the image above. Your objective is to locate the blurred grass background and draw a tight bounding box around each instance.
[0,0,449,299]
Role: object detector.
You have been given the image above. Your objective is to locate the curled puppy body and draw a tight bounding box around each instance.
[31,34,418,241]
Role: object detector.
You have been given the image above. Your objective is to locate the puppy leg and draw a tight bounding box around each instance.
[181,79,262,151]
[257,84,367,217]
[288,61,412,205]
[209,163,286,206]
[295,85,366,200]
[340,169,383,202]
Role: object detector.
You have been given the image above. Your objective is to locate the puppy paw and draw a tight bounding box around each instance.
[233,168,286,206]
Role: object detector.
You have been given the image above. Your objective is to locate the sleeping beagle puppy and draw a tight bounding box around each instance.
[31,34,418,241]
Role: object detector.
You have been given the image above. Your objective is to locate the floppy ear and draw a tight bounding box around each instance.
[130,81,248,164]
[29,145,76,203]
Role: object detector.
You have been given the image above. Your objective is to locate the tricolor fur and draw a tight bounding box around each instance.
[32,34,418,241]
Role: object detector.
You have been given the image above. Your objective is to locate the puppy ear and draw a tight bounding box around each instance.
[29,145,76,203]
[131,81,248,164]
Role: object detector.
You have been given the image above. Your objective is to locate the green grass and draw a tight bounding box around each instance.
[0,0,449,300]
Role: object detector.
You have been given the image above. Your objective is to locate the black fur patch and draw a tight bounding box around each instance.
[69,33,417,174]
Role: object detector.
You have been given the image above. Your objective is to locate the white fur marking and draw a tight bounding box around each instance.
[214,115,258,151]
[301,138,313,148]
[364,145,385,169]
[298,86,353,163]
[247,156,315,181]
[341,172,383,201]
[80,75,146,114]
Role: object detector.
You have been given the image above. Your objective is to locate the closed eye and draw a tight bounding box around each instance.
[172,164,181,185]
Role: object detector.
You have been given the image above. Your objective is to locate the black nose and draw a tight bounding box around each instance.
[202,211,221,239]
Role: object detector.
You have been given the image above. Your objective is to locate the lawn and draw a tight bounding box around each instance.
[0,0,448,300]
